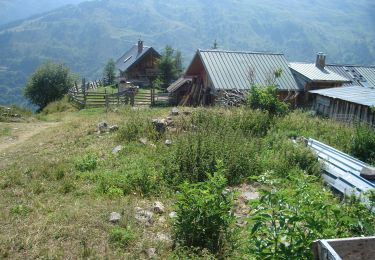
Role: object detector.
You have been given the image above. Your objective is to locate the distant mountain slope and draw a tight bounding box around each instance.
[0,0,374,105]
[0,0,86,25]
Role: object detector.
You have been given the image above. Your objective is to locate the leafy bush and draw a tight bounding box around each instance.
[248,170,375,259]
[109,227,135,248]
[164,109,264,186]
[173,161,237,257]
[24,62,75,110]
[74,153,97,172]
[246,85,289,116]
[260,134,321,177]
[164,130,260,186]
[351,124,375,164]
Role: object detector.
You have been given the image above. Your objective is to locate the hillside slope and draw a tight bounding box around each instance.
[0,0,86,25]
[0,0,374,105]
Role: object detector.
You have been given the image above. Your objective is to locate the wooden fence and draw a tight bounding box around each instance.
[69,79,170,109]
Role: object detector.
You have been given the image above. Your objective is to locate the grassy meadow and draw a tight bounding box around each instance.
[0,104,374,259]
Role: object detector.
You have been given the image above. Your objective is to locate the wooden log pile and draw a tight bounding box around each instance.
[215,89,247,106]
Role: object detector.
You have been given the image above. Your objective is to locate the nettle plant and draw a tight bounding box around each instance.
[247,170,375,259]
[173,161,237,258]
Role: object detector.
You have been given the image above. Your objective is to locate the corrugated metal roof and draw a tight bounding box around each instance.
[309,86,375,107]
[307,138,375,212]
[115,45,160,72]
[192,50,300,91]
[167,77,192,92]
[326,64,375,88]
[289,63,350,83]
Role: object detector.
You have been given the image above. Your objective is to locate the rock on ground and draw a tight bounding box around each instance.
[135,207,154,226]
[112,145,123,155]
[152,119,166,135]
[97,122,108,133]
[153,201,165,214]
[109,125,119,132]
[109,212,121,224]
[170,107,179,116]
[145,248,157,259]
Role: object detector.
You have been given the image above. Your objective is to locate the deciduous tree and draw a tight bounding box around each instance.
[24,62,75,110]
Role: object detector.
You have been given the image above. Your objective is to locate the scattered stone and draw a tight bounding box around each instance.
[112,145,123,155]
[97,122,108,133]
[360,167,375,181]
[145,248,157,259]
[152,119,166,134]
[139,138,148,145]
[165,118,174,126]
[149,142,156,148]
[135,207,154,226]
[165,139,172,146]
[156,232,172,242]
[158,216,166,223]
[169,211,177,219]
[109,125,119,132]
[240,191,260,202]
[109,212,121,224]
[153,201,165,214]
[170,107,179,116]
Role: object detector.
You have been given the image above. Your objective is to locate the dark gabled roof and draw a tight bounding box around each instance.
[326,64,375,88]
[309,86,375,107]
[115,45,160,72]
[289,63,350,83]
[186,49,300,91]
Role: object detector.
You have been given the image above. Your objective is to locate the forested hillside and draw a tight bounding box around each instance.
[0,0,374,105]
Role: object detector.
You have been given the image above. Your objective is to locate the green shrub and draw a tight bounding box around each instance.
[173,161,237,257]
[351,124,375,164]
[248,170,375,259]
[260,134,321,177]
[74,153,97,172]
[246,85,289,116]
[109,227,135,248]
[164,129,260,186]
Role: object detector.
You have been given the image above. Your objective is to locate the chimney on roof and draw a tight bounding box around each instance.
[138,40,143,54]
[315,52,326,69]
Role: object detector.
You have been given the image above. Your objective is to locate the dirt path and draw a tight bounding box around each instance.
[0,122,60,154]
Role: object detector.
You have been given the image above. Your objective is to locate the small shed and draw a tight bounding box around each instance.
[167,77,192,105]
[115,40,160,87]
[309,86,375,127]
[169,49,301,106]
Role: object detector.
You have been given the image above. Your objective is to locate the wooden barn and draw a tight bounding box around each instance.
[168,49,301,106]
[309,86,375,127]
[115,40,160,87]
[289,53,351,106]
